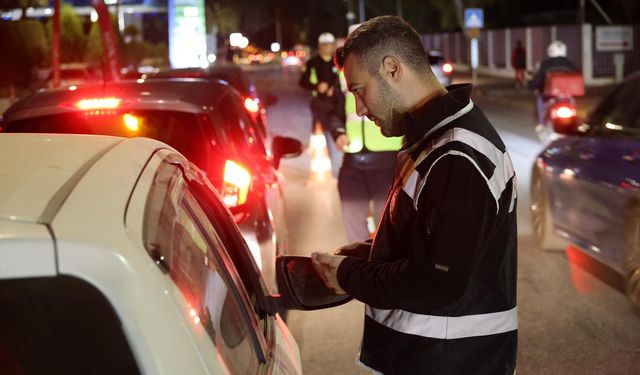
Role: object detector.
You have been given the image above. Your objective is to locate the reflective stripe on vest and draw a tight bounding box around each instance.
[342,74,402,153]
[366,306,518,340]
[309,67,318,97]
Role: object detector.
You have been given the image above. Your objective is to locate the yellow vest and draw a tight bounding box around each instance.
[339,71,403,153]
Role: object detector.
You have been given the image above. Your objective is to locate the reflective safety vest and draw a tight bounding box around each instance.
[339,71,403,153]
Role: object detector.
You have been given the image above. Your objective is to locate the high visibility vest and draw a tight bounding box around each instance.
[339,71,403,153]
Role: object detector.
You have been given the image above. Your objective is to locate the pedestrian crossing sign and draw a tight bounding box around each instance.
[464,8,484,29]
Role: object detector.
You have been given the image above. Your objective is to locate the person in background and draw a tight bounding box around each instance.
[528,40,578,125]
[511,39,526,89]
[332,23,402,243]
[312,16,518,374]
[299,32,344,175]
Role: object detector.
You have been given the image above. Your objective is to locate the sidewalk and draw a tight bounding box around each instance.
[455,71,614,118]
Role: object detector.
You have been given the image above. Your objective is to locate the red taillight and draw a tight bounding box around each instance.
[244,98,260,113]
[551,105,576,119]
[442,63,453,74]
[75,97,121,110]
[222,160,251,207]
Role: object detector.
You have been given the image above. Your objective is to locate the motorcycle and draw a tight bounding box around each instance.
[535,71,584,143]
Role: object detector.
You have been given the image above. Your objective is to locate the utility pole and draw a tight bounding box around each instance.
[579,0,585,24]
[359,0,365,23]
[396,0,402,18]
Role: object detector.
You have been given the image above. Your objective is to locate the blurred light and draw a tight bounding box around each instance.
[76,97,121,110]
[123,114,140,132]
[68,85,77,91]
[222,160,251,207]
[280,51,288,59]
[442,63,453,74]
[90,9,98,22]
[605,122,622,130]
[244,98,259,113]
[44,8,52,15]
[554,106,575,119]
[136,78,145,83]
[229,32,243,47]
[125,7,134,14]
[183,7,198,17]
[271,42,281,52]
[200,60,209,69]
[238,36,249,49]
[207,54,217,63]
[104,0,117,4]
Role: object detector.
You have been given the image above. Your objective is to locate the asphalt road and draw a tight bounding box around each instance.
[248,63,640,375]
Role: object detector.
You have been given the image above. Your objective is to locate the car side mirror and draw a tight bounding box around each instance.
[260,93,278,107]
[272,136,302,169]
[265,256,352,314]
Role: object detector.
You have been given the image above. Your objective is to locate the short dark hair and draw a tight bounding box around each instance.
[334,16,429,76]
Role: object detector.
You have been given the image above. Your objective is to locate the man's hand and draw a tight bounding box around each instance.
[335,134,350,151]
[317,82,329,94]
[311,252,347,294]
[335,241,371,259]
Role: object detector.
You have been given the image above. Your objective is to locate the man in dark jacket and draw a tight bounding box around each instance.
[300,32,345,175]
[312,16,518,374]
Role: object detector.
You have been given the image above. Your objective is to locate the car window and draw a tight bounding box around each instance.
[4,111,211,167]
[589,79,640,137]
[0,276,139,374]
[217,92,267,155]
[143,162,264,372]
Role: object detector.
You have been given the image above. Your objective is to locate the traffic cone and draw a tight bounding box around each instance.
[307,121,334,185]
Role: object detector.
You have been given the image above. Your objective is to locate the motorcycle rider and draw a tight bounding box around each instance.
[528,40,578,127]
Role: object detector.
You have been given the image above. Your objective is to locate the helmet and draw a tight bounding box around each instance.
[318,32,336,45]
[547,41,567,58]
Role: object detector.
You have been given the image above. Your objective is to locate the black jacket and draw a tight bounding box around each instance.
[337,85,518,374]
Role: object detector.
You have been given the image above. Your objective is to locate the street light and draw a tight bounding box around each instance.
[230,32,243,47]
[238,36,249,49]
[271,42,281,53]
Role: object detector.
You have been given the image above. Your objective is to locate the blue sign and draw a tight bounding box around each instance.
[464,8,484,29]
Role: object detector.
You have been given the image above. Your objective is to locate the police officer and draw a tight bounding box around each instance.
[299,32,344,173]
[313,16,518,374]
[332,23,403,242]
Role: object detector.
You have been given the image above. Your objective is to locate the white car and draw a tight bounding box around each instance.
[0,134,348,374]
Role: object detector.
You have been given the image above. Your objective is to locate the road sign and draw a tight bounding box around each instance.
[464,8,484,29]
[595,26,633,52]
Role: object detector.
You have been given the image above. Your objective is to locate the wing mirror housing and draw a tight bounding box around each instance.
[265,256,352,314]
[272,136,303,169]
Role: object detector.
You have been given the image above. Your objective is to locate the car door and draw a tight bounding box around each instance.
[562,78,640,269]
[141,155,301,374]
[142,159,267,374]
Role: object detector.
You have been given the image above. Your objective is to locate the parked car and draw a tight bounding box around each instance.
[150,65,277,139]
[530,71,640,314]
[0,133,349,374]
[428,50,454,86]
[0,78,302,291]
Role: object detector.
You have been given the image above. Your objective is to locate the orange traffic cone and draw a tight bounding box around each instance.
[307,121,334,185]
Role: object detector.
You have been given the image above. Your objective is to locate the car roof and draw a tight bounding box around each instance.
[0,133,128,223]
[2,78,232,123]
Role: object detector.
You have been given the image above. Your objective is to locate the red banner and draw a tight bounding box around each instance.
[52,0,60,87]
[92,0,120,81]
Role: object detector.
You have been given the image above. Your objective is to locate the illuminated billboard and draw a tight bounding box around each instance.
[168,0,206,68]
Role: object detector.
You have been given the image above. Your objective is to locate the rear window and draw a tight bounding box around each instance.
[0,276,139,374]
[4,111,210,167]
